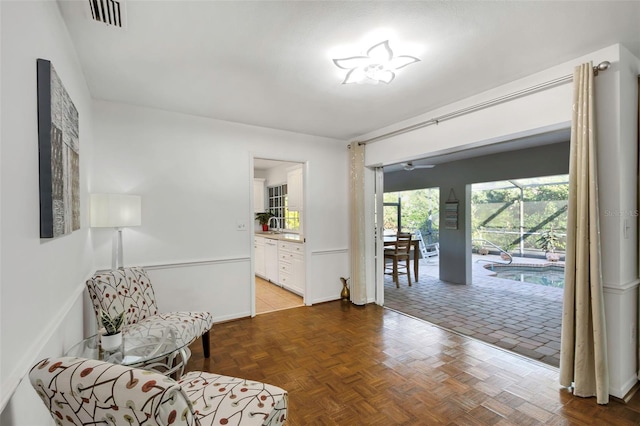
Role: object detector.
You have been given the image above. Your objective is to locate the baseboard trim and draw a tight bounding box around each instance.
[603,279,640,294]
[614,380,640,403]
[310,295,342,304]
[213,311,252,324]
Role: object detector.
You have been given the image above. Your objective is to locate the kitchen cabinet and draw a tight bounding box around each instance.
[253,178,266,213]
[254,236,266,278]
[264,238,279,283]
[287,167,303,211]
[278,241,304,295]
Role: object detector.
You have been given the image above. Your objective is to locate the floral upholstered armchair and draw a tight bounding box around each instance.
[30,357,288,426]
[86,267,214,359]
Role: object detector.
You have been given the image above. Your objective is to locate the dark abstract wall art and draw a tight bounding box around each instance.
[37,59,80,238]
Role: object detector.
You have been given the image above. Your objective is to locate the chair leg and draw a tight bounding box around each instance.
[202,330,210,358]
[406,258,412,286]
[393,258,399,288]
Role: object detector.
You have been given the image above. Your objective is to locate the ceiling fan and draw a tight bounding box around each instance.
[402,161,435,171]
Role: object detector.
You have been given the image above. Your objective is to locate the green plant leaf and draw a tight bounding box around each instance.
[100,309,125,335]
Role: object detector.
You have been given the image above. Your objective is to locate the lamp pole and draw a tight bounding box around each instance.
[112,227,124,270]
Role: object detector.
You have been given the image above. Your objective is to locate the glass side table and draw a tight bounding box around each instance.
[66,322,191,378]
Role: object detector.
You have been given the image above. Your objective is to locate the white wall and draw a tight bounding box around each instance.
[361,43,640,399]
[0,1,95,423]
[599,44,640,400]
[362,46,620,167]
[91,101,350,319]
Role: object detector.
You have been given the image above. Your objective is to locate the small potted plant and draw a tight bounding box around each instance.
[255,211,276,232]
[537,230,560,262]
[100,309,125,351]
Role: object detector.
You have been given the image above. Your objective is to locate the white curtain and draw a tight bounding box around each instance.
[559,62,609,404]
[349,142,367,305]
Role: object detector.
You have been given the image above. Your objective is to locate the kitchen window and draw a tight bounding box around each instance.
[268,184,300,231]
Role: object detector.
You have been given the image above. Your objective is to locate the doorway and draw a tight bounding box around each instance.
[382,188,441,281]
[253,158,306,315]
[376,135,571,367]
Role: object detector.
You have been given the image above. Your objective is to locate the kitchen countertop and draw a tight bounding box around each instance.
[254,231,304,243]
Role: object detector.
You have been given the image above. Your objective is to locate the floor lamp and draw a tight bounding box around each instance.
[90,194,142,270]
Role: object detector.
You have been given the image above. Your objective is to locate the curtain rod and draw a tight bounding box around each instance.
[360,61,611,145]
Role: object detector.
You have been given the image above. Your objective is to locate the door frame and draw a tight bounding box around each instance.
[374,167,385,305]
[249,154,309,317]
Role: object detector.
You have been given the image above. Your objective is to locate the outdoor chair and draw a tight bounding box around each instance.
[424,243,439,258]
[29,356,288,426]
[384,232,413,287]
[415,230,439,259]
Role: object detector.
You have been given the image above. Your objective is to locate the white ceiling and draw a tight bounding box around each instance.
[57,1,640,141]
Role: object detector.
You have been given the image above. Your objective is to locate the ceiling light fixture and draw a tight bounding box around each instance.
[332,40,420,85]
[403,162,435,171]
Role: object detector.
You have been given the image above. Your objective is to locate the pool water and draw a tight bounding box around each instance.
[489,265,565,288]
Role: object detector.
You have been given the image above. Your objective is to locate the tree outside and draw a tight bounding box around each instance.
[381,176,568,256]
[383,188,440,243]
[472,176,569,256]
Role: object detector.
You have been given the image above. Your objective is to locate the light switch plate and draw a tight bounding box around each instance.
[236,221,247,231]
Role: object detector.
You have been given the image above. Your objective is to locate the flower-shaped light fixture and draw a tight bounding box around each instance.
[332,40,420,85]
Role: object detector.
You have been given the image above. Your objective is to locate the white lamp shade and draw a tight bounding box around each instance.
[90,194,141,228]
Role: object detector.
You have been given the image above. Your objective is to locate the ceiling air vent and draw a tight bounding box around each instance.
[87,0,127,29]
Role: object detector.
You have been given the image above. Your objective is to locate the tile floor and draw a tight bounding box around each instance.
[255,276,304,314]
[384,254,563,367]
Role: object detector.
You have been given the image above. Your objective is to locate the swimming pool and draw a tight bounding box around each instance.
[486,264,565,288]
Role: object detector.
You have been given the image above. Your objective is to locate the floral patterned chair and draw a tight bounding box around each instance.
[29,357,288,426]
[86,267,214,358]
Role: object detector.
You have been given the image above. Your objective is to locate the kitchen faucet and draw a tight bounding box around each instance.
[268,216,281,233]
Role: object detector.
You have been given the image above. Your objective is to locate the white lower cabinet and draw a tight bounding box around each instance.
[254,236,266,278]
[278,241,305,295]
[256,235,304,295]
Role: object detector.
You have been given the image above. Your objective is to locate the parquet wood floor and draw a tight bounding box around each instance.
[185,301,640,425]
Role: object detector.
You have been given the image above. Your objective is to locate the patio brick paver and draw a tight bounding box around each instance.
[384,254,563,367]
